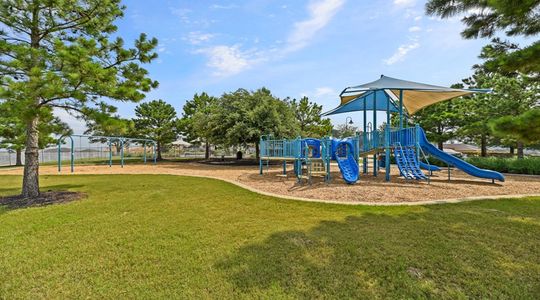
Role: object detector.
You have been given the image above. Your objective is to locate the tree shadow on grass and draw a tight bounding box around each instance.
[216,201,540,298]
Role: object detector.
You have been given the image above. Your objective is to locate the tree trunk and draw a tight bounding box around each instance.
[517,141,524,159]
[205,140,210,160]
[255,142,260,161]
[16,149,23,166]
[21,115,40,198]
[510,145,515,155]
[437,141,443,150]
[157,141,162,160]
[480,134,487,157]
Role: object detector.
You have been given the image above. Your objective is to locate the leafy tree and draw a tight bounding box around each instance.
[133,100,178,160]
[84,114,134,154]
[0,103,71,165]
[211,88,298,160]
[412,95,463,150]
[0,0,158,197]
[178,93,218,159]
[333,124,358,139]
[491,108,540,152]
[290,96,332,138]
[425,0,540,76]
[458,71,538,157]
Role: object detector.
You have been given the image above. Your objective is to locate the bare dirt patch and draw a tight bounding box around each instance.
[0,191,86,209]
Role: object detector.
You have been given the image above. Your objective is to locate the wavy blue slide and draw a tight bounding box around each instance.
[335,140,359,184]
[417,128,505,182]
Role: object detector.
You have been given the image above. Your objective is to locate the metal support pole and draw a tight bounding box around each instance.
[108,140,112,167]
[363,98,367,174]
[386,96,391,181]
[153,143,157,164]
[373,91,377,177]
[70,137,74,173]
[143,142,147,164]
[57,139,62,172]
[282,160,286,175]
[120,139,124,168]
[399,89,404,130]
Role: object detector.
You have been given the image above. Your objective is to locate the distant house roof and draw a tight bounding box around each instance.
[444,143,480,153]
[172,140,191,147]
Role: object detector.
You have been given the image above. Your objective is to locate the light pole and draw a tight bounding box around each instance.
[345,116,354,132]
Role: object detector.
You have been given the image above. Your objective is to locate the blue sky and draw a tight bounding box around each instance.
[63,0,492,134]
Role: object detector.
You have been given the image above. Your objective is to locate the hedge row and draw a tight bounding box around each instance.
[464,157,540,175]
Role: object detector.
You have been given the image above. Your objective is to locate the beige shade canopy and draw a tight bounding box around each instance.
[336,75,490,115]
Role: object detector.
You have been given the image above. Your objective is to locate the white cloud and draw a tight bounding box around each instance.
[408,26,421,32]
[171,8,192,24]
[210,4,238,9]
[53,109,87,135]
[183,31,214,45]
[383,41,420,65]
[285,0,346,52]
[315,87,335,97]
[393,0,416,6]
[414,16,422,21]
[197,45,264,77]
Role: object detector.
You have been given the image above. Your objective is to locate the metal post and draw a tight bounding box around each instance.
[363,97,367,174]
[153,143,157,164]
[373,91,377,177]
[386,96,391,181]
[108,139,112,167]
[120,139,124,168]
[282,160,286,175]
[399,89,404,130]
[70,136,74,173]
[143,142,147,164]
[57,138,62,172]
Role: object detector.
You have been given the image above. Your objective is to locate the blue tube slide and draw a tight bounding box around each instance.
[335,139,359,184]
[417,128,504,182]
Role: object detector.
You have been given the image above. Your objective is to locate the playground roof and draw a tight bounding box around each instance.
[325,75,490,116]
[322,90,399,116]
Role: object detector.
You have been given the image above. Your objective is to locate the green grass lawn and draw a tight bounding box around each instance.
[0,175,539,298]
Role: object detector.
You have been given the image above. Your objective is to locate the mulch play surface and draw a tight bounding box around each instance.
[0,191,86,209]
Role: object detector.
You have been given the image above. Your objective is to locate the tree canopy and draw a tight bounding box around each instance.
[0,0,158,197]
[133,100,178,160]
[290,96,332,138]
[425,0,540,76]
[178,93,219,159]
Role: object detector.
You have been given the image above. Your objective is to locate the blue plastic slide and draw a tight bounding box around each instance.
[417,128,505,182]
[335,139,359,184]
[419,161,441,172]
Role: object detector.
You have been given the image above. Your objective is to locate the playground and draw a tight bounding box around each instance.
[1,162,539,204]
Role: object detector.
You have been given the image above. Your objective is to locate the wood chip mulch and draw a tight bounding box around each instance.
[0,191,86,209]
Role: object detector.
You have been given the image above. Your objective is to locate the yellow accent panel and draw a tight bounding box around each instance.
[390,89,472,115]
[340,94,362,105]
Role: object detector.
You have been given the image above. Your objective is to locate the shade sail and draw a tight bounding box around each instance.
[323,90,399,116]
[326,75,490,115]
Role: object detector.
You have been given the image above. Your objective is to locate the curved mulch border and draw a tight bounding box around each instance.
[166,173,540,206]
[0,191,86,209]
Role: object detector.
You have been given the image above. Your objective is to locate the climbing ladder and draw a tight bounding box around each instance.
[394,143,428,181]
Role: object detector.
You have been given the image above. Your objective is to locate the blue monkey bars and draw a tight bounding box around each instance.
[57,135,157,173]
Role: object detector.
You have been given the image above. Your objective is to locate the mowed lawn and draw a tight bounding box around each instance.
[0,175,539,298]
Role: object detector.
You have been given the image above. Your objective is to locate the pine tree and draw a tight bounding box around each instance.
[0,0,158,197]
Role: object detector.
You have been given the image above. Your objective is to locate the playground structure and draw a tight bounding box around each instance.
[57,135,157,173]
[260,75,505,184]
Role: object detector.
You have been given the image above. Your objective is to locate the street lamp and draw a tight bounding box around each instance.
[345,116,353,131]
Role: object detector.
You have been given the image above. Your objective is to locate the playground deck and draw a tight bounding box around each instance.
[1,163,538,204]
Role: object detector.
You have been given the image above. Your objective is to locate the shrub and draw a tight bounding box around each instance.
[465,157,540,175]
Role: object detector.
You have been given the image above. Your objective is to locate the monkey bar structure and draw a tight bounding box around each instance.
[57,135,157,173]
